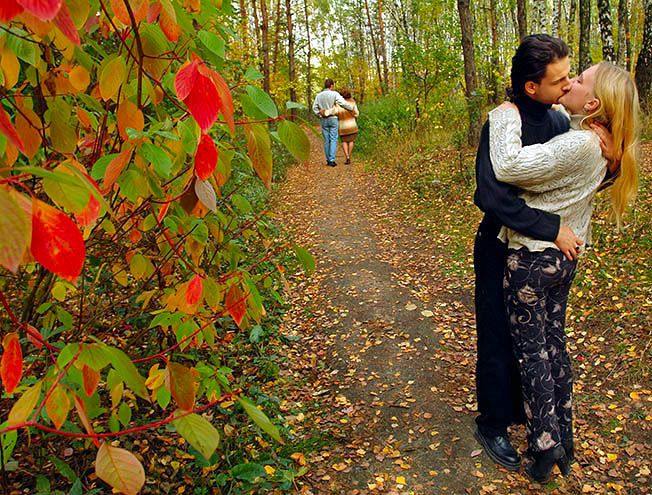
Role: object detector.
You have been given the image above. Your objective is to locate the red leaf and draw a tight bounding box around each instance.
[175,58,221,131]
[31,199,85,282]
[25,323,44,349]
[225,282,247,327]
[82,365,100,397]
[16,0,62,21]
[147,0,161,22]
[53,1,80,45]
[1,333,22,394]
[166,362,195,411]
[205,69,235,137]
[186,275,203,306]
[0,106,25,152]
[0,0,23,22]
[174,60,199,101]
[102,148,132,193]
[157,198,171,222]
[194,133,218,181]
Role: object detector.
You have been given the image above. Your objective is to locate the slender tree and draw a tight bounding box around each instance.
[568,0,578,62]
[598,0,616,61]
[286,0,296,119]
[303,0,313,111]
[364,0,385,94]
[260,0,271,93]
[377,0,390,92]
[489,0,500,103]
[635,0,652,108]
[531,0,547,32]
[579,0,592,72]
[457,0,481,145]
[553,0,562,35]
[517,0,528,41]
[617,0,630,68]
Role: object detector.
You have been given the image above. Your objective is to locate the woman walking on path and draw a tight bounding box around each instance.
[488,62,640,483]
[321,88,359,164]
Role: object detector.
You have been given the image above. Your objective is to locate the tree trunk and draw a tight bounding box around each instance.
[597,0,616,61]
[364,0,384,95]
[568,0,577,63]
[489,0,500,103]
[457,0,481,145]
[272,0,281,73]
[516,0,527,41]
[259,0,271,93]
[286,0,296,119]
[303,0,312,112]
[552,0,562,35]
[531,0,547,33]
[239,0,249,55]
[635,0,652,108]
[377,0,390,92]
[617,0,630,68]
[251,0,260,50]
[579,0,592,73]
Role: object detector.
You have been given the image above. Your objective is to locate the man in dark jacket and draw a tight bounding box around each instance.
[473,34,581,470]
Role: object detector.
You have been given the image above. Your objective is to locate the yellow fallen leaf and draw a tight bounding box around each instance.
[264,465,276,475]
[630,391,641,400]
[606,453,618,462]
[396,476,406,485]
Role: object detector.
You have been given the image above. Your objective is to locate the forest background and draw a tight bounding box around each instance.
[0,0,650,493]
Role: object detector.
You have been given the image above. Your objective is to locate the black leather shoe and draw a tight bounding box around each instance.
[527,444,566,483]
[474,428,521,471]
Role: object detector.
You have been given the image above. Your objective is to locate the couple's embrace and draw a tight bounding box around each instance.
[473,35,640,482]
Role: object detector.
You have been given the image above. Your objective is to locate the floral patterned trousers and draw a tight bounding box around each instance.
[504,247,577,453]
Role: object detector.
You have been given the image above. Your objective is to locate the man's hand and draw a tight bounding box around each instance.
[555,225,583,261]
[590,122,619,172]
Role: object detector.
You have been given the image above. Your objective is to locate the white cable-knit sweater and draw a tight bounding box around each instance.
[489,107,608,253]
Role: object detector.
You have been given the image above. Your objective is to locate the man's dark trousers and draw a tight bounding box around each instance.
[474,216,525,437]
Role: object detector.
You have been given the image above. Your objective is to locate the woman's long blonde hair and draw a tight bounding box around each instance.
[582,62,640,227]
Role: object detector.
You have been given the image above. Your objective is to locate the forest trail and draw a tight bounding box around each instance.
[273,130,508,494]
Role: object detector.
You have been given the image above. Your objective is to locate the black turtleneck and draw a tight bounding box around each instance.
[473,95,571,241]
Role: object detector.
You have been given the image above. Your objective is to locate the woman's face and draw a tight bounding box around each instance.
[559,64,599,114]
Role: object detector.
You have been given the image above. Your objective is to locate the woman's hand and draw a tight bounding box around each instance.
[590,122,619,172]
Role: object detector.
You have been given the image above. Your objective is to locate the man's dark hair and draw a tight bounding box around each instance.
[324,78,335,89]
[507,34,569,100]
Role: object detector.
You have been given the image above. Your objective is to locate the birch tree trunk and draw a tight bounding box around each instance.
[377,0,390,92]
[260,0,271,93]
[303,0,312,110]
[489,0,500,103]
[617,0,630,68]
[568,0,577,62]
[579,0,592,73]
[635,0,652,107]
[597,0,616,61]
[457,0,481,145]
[531,0,547,32]
[552,0,562,35]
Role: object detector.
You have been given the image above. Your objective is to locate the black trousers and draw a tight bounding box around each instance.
[504,248,576,452]
[474,217,525,437]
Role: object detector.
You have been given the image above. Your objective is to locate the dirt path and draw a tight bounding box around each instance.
[273,132,511,494]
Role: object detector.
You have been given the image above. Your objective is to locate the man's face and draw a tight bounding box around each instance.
[526,56,572,104]
[558,64,598,114]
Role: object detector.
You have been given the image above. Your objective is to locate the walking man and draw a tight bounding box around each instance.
[312,79,353,167]
[473,34,582,470]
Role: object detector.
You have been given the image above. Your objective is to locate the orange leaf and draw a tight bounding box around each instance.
[0,105,25,152]
[0,332,22,394]
[0,186,30,273]
[194,133,218,180]
[102,148,132,193]
[69,66,91,92]
[166,362,196,411]
[45,383,70,429]
[110,0,147,25]
[95,442,145,495]
[74,394,100,447]
[15,105,41,159]
[225,282,247,327]
[205,68,235,137]
[186,275,203,306]
[31,199,85,282]
[159,0,179,42]
[82,365,100,397]
[117,100,144,140]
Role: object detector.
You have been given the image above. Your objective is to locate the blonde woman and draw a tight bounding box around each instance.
[488,62,639,482]
[322,88,359,164]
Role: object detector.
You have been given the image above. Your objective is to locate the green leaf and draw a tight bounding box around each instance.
[48,455,78,482]
[244,67,264,81]
[231,462,266,482]
[278,120,310,162]
[237,396,282,443]
[199,30,225,58]
[172,412,220,460]
[0,427,17,461]
[156,386,171,409]
[42,168,90,215]
[286,101,307,110]
[293,245,315,275]
[99,55,127,101]
[118,402,132,426]
[245,86,278,118]
[240,94,268,120]
[78,344,111,371]
[90,154,119,181]
[231,194,252,214]
[5,29,37,65]
[118,169,149,203]
[105,347,148,400]
[140,143,173,178]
